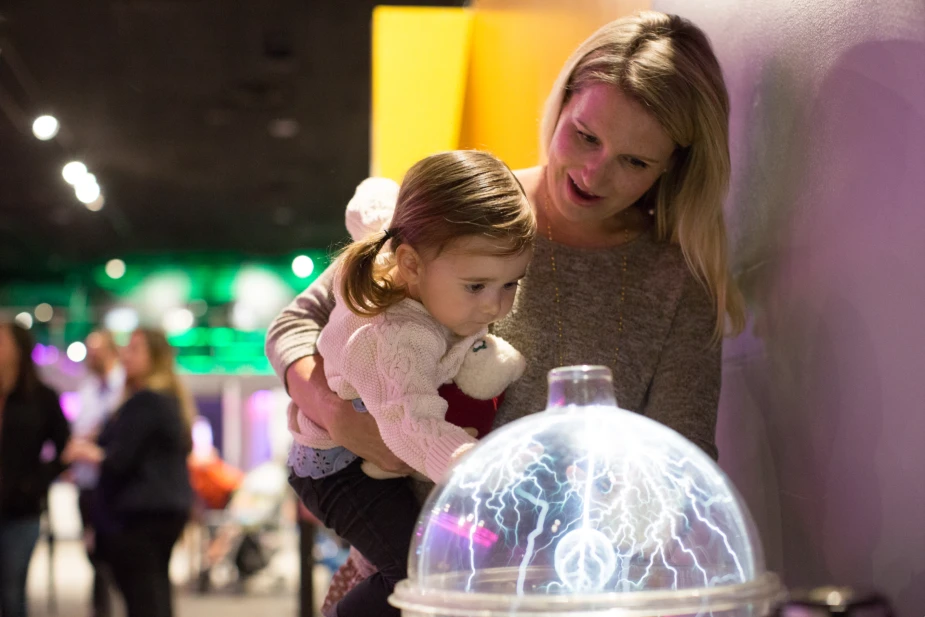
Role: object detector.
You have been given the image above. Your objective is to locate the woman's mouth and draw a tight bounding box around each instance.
[566,175,602,205]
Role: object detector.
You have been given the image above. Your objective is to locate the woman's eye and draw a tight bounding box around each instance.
[577,130,599,145]
[626,157,649,170]
[466,284,485,293]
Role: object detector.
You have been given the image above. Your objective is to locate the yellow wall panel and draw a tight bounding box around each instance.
[371,7,473,180]
[459,0,650,170]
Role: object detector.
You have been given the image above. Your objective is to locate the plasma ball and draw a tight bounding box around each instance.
[554,528,617,592]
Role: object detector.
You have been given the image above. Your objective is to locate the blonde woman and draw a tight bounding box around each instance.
[269,12,745,610]
[271,10,742,463]
[65,329,195,617]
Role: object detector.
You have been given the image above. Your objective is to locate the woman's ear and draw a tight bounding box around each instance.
[395,243,424,285]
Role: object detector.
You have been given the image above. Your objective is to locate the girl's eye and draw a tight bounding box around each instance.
[503,281,520,290]
[466,284,485,293]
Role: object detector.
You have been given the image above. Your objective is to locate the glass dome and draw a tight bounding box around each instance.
[391,366,783,616]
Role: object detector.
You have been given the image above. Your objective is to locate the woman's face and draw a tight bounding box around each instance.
[121,331,152,383]
[0,325,20,378]
[546,82,676,230]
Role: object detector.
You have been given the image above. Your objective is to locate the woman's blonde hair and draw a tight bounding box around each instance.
[340,150,536,317]
[540,11,745,340]
[129,328,197,446]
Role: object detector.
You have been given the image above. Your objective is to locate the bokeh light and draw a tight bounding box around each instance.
[162,307,195,334]
[32,115,59,140]
[106,259,126,279]
[34,303,54,322]
[292,255,314,278]
[14,312,33,329]
[67,341,88,362]
[62,161,88,184]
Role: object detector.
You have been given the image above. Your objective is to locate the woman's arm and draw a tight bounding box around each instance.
[643,276,722,460]
[268,260,412,474]
[266,261,338,387]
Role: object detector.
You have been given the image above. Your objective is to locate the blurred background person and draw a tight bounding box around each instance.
[72,329,124,617]
[0,321,71,617]
[65,328,194,617]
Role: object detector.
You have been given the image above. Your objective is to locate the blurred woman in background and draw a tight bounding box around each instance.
[65,328,194,617]
[0,322,71,617]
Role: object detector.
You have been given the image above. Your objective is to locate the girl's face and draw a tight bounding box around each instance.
[121,331,153,384]
[398,236,533,337]
[545,82,675,231]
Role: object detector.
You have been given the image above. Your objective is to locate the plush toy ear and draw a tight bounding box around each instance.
[453,334,526,400]
[344,177,399,241]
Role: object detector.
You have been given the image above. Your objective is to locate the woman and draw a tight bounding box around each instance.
[268,10,743,465]
[65,329,194,617]
[269,12,746,611]
[0,322,71,617]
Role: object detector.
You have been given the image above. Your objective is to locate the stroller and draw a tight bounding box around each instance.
[192,460,291,593]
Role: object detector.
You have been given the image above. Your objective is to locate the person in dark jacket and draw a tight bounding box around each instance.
[0,322,71,617]
[64,328,193,617]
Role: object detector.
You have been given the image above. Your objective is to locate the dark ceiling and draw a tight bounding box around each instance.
[0,0,465,281]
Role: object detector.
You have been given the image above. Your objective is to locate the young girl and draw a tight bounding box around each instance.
[287,150,536,616]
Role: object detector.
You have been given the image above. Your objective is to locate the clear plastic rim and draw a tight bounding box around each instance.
[548,365,612,383]
[390,570,784,616]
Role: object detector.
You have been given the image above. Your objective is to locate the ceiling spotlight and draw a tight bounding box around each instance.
[32,115,59,140]
[76,182,101,204]
[86,195,105,212]
[75,173,97,189]
[62,161,88,184]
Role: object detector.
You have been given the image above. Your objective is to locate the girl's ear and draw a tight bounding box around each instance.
[395,243,424,285]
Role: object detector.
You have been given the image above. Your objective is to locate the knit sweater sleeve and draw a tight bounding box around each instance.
[264,261,337,388]
[342,319,476,481]
[643,275,721,460]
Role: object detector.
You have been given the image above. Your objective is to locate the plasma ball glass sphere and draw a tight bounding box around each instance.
[391,366,783,617]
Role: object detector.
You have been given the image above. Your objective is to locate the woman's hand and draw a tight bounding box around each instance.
[286,354,413,476]
[62,439,104,465]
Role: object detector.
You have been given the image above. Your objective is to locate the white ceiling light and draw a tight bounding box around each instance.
[32,115,60,140]
[86,195,105,212]
[62,161,88,184]
[75,182,101,204]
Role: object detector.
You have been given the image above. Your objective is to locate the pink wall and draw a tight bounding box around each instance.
[652,0,925,612]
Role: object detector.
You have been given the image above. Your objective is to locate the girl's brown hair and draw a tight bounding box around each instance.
[340,150,536,317]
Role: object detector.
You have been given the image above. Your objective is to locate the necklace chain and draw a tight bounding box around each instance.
[541,175,629,370]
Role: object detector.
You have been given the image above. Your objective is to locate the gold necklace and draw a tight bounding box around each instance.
[541,177,629,370]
